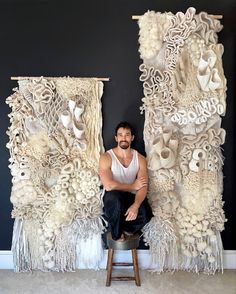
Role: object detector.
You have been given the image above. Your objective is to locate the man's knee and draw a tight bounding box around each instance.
[103,190,124,207]
[139,200,153,223]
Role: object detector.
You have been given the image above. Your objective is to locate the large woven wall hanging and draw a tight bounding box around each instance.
[6,77,105,272]
[138,7,226,273]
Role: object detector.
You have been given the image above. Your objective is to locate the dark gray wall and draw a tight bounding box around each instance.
[0,0,235,250]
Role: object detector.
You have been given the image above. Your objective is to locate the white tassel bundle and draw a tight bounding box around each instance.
[11,219,32,272]
[142,217,178,272]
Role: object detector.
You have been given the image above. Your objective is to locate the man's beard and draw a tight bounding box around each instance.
[119,141,130,149]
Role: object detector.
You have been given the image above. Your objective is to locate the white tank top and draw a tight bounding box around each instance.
[107,149,139,193]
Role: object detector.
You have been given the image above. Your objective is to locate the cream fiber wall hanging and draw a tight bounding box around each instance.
[138,7,226,273]
[6,76,106,272]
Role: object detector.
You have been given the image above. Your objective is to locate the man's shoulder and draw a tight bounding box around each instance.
[135,151,147,165]
[99,151,112,169]
[133,149,146,160]
[100,150,112,160]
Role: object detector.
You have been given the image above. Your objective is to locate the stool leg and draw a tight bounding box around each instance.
[132,249,141,286]
[106,248,114,286]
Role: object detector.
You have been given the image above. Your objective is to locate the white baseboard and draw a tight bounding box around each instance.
[0,250,235,270]
[222,250,236,269]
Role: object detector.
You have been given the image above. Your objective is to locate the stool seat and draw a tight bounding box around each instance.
[107,232,140,250]
[106,232,141,287]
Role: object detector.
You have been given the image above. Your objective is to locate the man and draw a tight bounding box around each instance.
[99,121,153,241]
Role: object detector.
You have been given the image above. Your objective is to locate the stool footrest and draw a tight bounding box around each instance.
[112,262,133,266]
[111,277,136,281]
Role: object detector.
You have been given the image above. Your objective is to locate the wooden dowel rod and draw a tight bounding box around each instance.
[11,76,110,81]
[132,14,223,20]
[210,15,223,19]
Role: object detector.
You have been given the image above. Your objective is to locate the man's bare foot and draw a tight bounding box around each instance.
[123,231,133,237]
[116,233,125,242]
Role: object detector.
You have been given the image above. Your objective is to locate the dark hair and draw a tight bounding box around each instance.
[115,121,134,136]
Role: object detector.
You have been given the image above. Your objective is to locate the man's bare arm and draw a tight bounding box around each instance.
[125,154,148,221]
[134,154,148,207]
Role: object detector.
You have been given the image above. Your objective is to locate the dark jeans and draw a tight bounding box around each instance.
[103,190,153,240]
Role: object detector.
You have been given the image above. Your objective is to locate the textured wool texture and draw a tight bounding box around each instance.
[138,7,226,273]
[6,77,105,272]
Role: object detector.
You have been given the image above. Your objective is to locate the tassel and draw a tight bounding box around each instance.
[11,218,32,272]
[142,217,178,272]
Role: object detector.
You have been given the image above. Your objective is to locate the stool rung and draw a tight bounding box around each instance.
[112,262,133,266]
[111,277,136,281]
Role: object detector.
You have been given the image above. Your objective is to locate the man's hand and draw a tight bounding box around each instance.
[132,177,147,191]
[125,203,139,221]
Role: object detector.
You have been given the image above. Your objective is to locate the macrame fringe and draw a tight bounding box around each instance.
[76,233,104,269]
[143,217,224,274]
[23,219,45,271]
[142,217,178,272]
[179,231,224,274]
[54,224,78,272]
[53,216,106,271]
[75,216,106,269]
[11,217,106,272]
[11,218,32,272]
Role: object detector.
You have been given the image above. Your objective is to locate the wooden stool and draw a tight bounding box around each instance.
[106,232,141,287]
